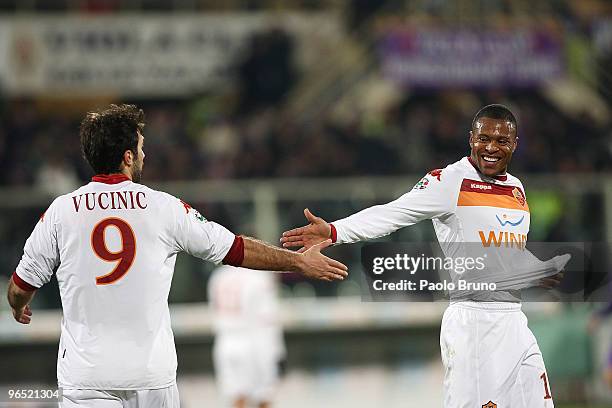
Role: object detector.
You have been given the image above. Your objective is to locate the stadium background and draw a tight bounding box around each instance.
[0,0,611,406]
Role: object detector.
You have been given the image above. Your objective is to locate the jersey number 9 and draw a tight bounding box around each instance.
[91,217,136,285]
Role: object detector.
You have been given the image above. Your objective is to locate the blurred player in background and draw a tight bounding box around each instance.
[282,104,565,407]
[6,104,347,408]
[209,266,285,408]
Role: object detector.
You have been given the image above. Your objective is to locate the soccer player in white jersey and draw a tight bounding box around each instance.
[209,266,285,408]
[281,104,565,407]
[6,104,347,408]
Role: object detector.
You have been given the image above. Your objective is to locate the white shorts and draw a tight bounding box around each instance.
[60,384,179,408]
[440,302,555,408]
[213,336,281,404]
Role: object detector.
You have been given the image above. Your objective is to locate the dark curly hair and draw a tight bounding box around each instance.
[80,104,145,174]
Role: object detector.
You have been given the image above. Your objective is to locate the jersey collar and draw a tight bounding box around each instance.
[466,156,508,182]
[91,174,131,184]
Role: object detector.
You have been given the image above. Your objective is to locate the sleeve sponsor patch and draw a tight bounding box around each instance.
[413,177,430,190]
[193,209,207,222]
[179,199,208,222]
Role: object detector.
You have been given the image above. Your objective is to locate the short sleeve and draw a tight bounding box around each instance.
[167,197,236,264]
[15,199,61,288]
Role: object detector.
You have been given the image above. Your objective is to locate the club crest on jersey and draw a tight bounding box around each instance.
[428,169,442,181]
[482,401,497,408]
[512,187,526,207]
[413,177,429,190]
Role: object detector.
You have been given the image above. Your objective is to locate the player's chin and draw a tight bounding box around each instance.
[479,158,507,177]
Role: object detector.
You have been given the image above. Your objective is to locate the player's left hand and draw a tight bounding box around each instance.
[12,304,32,324]
[539,271,564,289]
[281,209,331,250]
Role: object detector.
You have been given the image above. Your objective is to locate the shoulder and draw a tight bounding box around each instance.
[56,183,90,202]
[420,158,467,186]
[133,184,184,210]
[504,172,523,185]
[45,185,87,217]
[504,172,527,193]
[140,185,209,223]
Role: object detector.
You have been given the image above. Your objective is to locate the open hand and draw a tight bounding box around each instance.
[12,304,32,325]
[298,239,348,281]
[539,271,564,289]
[281,209,331,250]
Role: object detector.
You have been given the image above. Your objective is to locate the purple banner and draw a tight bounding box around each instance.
[379,29,564,87]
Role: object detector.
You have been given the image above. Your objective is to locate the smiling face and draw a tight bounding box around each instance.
[469,117,517,177]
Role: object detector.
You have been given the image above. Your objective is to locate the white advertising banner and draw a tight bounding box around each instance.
[0,13,338,97]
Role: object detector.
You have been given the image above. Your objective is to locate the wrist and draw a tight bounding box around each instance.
[292,252,306,272]
[329,223,337,243]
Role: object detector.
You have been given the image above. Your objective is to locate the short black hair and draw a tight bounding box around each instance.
[471,104,517,134]
[80,104,144,174]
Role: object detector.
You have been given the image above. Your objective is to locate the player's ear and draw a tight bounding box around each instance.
[469,131,474,148]
[123,149,133,167]
[512,136,519,153]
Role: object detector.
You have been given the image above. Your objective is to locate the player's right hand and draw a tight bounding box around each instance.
[12,305,32,325]
[298,239,348,281]
[539,271,564,289]
[539,253,571,289]
[281,208,331,250]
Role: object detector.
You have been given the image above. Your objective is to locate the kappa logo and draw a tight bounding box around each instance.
[180,199,192,214]
[428,169,443,181]
[470,183,492,190]
[512,187,526,207]
[482,401,497,408]
[496,214,525,227]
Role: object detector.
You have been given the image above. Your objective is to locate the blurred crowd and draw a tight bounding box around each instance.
[1,88,610,193]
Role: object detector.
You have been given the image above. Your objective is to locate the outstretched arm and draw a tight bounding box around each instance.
[241,236,347,282]
[281,200,427,249]
[282,170,457,249]
[7,275,35,324]
[169,198,347,281]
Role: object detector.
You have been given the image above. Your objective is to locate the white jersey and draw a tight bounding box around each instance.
[14,174,236,390]
[208,266,285,403]
[208,266,283,351]
[332,157,564,301]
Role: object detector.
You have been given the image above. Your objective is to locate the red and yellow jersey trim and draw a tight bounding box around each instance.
[457,179,529,212]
